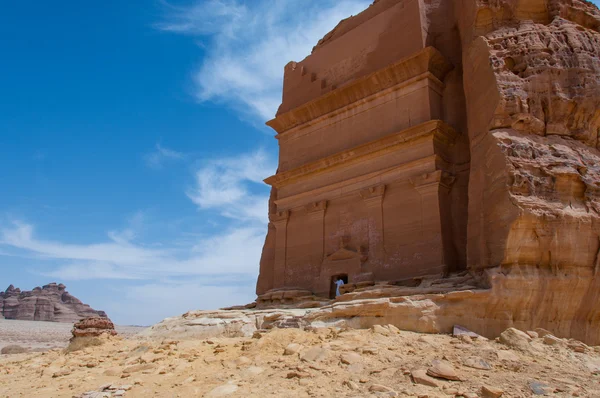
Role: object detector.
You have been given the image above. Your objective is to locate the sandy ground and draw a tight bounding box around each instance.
[0,319,146,352]
[1,324,600,397]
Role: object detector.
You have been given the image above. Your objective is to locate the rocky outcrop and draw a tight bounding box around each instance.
[251,0,600,345]
[142,268,598,344]
[0,283,107,323]
[72,317,117,338]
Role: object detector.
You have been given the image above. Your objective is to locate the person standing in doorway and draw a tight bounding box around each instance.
[334,277,345,297]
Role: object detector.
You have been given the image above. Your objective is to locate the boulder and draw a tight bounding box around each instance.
[72,317,117,338]
[499,328,534,352]
[427,360,461,381]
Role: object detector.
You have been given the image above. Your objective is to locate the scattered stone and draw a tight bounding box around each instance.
[567,340,589,353]
[347,363,364,374]
[481,385,504,397]
[361,347,379,355]
[457,334,473,344]
[103,368,120,376]
[534,328,553,338]
[0,345,28,355]
[427,359,461,381]
[343,380,359,390]
[242,366,264,377]
[499,328,533,352]
[411,369,441,388]
[122,363,154,374]
[52,369,72,378]
[340,352,362,365]
[284,343,302,356]
[464,357,492,370]
[287,370,311,379]
[529,380,552,395]
[453,325,482,339]
[234,356,251,366]
[369,383,397,396]
[372,325,391,336]
[584,359,600,374]
[496,350,519,362]
[386,324,401,334]
[206,383,238,397]
[300,347,329,362]
[543,335,563,346]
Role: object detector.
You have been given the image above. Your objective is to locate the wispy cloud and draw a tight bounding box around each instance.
[187,150,275,223]
[157,0,371,120]
[0,220,265,281]
[144,143,185,169]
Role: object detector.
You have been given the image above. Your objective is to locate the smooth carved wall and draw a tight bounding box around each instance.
[257,0,471,297]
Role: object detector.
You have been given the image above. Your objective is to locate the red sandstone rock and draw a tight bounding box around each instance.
[0,283,107,323]
[72,317,117,338]
[254,0,600,344]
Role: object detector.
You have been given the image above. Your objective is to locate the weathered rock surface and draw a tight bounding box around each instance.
[72,317,117,339]
[253,0,600,346]
[0,283,106,323]
[9,325,596,397]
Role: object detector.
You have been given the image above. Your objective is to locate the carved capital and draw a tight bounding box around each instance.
[360,185,386,200]
[305,200,327,214]
[440,171,456,191]
[410,170,455,194]
[269,210,290,223]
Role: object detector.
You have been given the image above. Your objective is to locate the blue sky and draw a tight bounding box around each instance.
[0,0,371,325]
[2,0,599,326]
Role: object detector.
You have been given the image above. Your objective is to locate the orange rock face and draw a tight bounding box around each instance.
[256,0,600,342]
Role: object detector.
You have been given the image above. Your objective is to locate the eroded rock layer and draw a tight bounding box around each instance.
[0,283,107,323]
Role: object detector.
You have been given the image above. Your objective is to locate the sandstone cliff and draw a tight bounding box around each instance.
[255,0,600,345]
[0,283,107,323]
[454,0,600,344]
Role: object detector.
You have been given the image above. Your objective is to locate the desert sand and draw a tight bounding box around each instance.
[1,324,599,397]
[0,319,145,352]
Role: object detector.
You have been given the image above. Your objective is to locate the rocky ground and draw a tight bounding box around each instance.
[0,319,145,352]
[1,323,599,397]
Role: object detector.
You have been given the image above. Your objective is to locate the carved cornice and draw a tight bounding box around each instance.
[274,155,438,210]
[269,210,290,223]
[410,170,456,193]
[266,47,453,134]
[264,120,456,189]
[305,200,327,214]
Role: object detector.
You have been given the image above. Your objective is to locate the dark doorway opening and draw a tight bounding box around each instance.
[329,274,349,299]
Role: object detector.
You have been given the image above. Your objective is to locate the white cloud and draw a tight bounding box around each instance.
[0,221,265,280]
[187,149,275,223]
[144,143,185,169]
[157,0,371,120]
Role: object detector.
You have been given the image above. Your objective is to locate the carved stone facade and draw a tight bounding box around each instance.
[257,0,600,342]
[257,0,472,298]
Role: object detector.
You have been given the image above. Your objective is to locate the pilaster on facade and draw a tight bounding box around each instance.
[410,170,455,196]
[270,210,290,287]
[305,201,327,271]
[305,200,327,218]
[269,210,290,224]
[360,185,386,206]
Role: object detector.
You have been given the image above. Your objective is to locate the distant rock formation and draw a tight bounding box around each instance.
[0,283,107,323]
